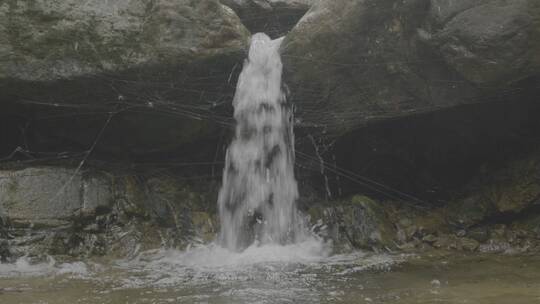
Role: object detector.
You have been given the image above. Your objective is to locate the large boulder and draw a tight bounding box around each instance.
[220,0,316,37]
[0,0,248,82]
[282,0,540,138]
[0,167,113,227]
[426,0,540,86]
[0,0,250,157]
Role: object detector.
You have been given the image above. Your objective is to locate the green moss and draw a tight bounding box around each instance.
[307,205,325,222]
[6,178,18,194]
[191,211,216,242]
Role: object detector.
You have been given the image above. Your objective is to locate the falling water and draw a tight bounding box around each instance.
[218,33,304,251]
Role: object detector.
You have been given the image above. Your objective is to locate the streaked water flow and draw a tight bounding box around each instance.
[218,33,305,251]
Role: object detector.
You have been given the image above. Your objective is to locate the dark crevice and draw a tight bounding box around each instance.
[297,78,540,205]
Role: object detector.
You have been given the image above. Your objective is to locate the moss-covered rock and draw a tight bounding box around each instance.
[0,165,219,259]
[308,195,396,251]
[191,211,218,243]
[446,153,540,227]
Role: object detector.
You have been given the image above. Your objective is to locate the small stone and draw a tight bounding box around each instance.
[479,239,512,254]
[422,234,437,244]
[398,218,413,227]
[396,228,408,243]
[504,230,517,244]
[459,237,479,252]
[467,227,489,243]
[83,223,100,233]
[433,234,455,249]
[431,279,441,288]
[397,242,417,251]
[490,225,507,239]
[405,225,419,239]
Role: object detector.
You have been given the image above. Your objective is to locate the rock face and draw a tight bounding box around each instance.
[0,167,113,226]
[282,0,540,138]
[220,0,315,37]
[0,0,250,157]
[0,166,218,259]
[308,195,396,251]
[427,0,540,86]
[1,0,540,260]
[447,152,540,228]
[0,0,248,82]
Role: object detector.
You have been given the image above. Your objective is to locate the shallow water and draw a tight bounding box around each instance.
[1,245,540,304]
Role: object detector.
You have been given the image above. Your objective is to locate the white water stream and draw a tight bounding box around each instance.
[218,33,306,251]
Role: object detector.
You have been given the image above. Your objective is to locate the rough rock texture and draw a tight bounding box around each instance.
[308,195,396,251]
[1,0,540,259]
[304,145,540,254]
[0,166,218,260]
[0,167,113,226]
[0,0,250,157]
[446,151,540,228]
[220,0,315,37]
[427,0,540,85]
[283,0,540,138]
[0,0,248,81]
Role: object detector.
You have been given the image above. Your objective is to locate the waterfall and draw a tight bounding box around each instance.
[218,33,303,251]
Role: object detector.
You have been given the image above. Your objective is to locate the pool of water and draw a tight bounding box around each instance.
[1,243,540,304]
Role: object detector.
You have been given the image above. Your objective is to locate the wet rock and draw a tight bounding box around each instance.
[422,234,437,244]
[433,234,458,250]
[395,216,418,243]
[0,167,113,227]
[458,237,479,252]
[283,0,540,138]
[111,175,218,252]
[83,224,101,233]
[447,155,540,227]
[397,242,417,251]
[479,239,512,254]
[456,230,467,238]
[490,224,508,239]
[0,166,218,259]
[308,195,396,251]
[48,231,107,257]
[0,0,250,157]
[220,0,315,37]
[430,234,478,251]
[446,195,495,228]
[115,176,150,219]
[191,212,218,243]
[467,227,490,243]
[0,240,11,263]
[0,215,7,238]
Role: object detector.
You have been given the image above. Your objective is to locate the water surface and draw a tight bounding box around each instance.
[1,245,539,304]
